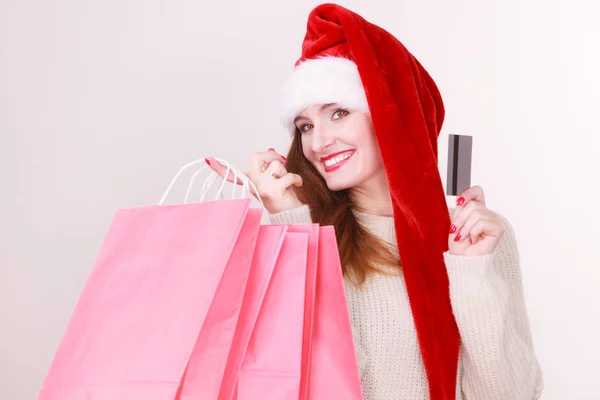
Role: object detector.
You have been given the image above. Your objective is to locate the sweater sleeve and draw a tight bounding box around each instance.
[268,204,313,225]
[443,213,543,400]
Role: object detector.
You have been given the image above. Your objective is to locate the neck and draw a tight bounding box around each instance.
[349,169,393,216]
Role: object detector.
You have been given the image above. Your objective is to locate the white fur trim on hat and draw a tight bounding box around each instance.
[279,56,370,135]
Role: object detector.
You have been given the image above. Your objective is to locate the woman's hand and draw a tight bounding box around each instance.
[205,149,304,214]
[448,185,505,256]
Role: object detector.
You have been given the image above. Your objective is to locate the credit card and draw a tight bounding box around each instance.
[446,134,472,196]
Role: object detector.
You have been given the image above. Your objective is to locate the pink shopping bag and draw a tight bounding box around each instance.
[177,206,263,399]
[307,226,363,399]
[217,224,288,400]
[38,198,260,400]
[280,224,319,400]
[236,232,309,400]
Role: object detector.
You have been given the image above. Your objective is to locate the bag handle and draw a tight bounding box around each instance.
[188,163,249,203]
[159,157,263,208]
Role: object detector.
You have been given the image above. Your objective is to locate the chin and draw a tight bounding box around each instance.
[324,174,359,192]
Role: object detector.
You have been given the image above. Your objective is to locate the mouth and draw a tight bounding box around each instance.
[320,150,355,173]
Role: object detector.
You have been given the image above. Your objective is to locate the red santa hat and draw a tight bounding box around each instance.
[279,4,460,399]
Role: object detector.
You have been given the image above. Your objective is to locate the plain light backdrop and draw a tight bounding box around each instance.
[1,0,599,399]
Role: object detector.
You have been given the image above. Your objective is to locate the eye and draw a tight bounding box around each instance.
[298,123,314,134]
[332,109,350,120]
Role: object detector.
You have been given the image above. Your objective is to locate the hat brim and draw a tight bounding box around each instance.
[279,56,370,135]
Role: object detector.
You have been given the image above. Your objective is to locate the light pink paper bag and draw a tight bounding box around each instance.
[278,224,319,400]
[307,226,363,399]
[236,232,309,400]
[217,225,288,400]
[177,206,263,399]
[38,198,259,400]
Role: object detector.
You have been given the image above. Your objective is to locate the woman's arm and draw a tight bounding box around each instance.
[444,213,543,399]
[269,204,313,225]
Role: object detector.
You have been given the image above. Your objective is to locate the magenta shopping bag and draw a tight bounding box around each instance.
[307,226,363,399]
[236,232,309,400]
[38,198,260,400]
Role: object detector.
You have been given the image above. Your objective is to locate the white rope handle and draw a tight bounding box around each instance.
[185,162,242,203]
[212,158,257,202]
[214,161,240,200]
[199,171,218,201]
[183,166,214,203]
[159,157,263,208]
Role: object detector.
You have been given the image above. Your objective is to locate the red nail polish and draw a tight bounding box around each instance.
[282,156,287,161]
[469,238,473,245]
[205,158,211,166]
[449,224,457,234]
[268,148,275,152]
[456,197,465,206]
[454,233,462,242]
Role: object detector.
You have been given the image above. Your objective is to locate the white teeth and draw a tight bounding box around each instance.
[324,152,352,167]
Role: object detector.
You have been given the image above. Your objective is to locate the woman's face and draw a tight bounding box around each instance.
[295,103,385,192]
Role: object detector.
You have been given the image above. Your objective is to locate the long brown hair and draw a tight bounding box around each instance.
[285,129,399,285]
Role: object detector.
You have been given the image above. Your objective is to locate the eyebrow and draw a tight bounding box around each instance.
[293,103,337,124]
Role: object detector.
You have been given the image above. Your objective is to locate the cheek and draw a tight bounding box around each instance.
[364,142,384,171]
[301,136,316,161]
[355,126,383,169]
[366,135,383,160]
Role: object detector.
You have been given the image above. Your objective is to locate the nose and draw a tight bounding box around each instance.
[311,123,333,154]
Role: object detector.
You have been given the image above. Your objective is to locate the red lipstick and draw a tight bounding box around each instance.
[320,150,355,173]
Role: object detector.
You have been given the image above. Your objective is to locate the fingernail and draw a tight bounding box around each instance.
[449,224,457,234]
[282,156,287,161]
[454,233,462,242]
[469,238,473,245]
[456,197,465,206]
[268,148,275,152]
[205,158,211,166]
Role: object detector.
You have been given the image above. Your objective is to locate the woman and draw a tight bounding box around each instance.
[208,4,542,399]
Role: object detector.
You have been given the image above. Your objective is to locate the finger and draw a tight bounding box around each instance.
[249,151,286,173]
[268,148,287,162]
[456,185,486,208]
[205,157,245,186]
[452,199,487,228]
[264,159,287,178]
[467,219,503,244]
[456,212,504,244]
[454,211,484,243]
[276,172,303,189]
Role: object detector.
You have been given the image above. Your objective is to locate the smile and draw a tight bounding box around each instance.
[320,150,355,172]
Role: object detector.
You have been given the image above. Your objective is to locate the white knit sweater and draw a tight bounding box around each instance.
[270,205,543,400]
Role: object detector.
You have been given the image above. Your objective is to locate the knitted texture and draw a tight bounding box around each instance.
[270,205,543,399]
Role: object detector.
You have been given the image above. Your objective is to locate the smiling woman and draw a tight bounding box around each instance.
[206,3,543,400]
